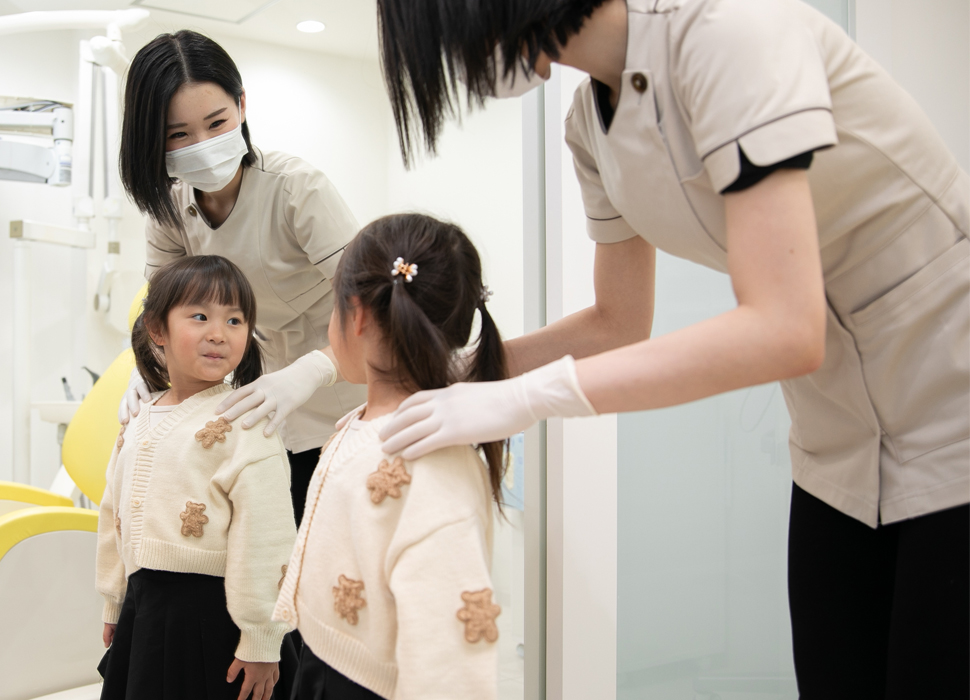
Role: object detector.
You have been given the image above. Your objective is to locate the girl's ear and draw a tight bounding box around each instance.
[146,317,167,347]
[239,89,247,124]
[350,297,367,338]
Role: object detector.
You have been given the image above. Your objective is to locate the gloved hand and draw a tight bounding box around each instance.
[378,355,596,459]
[217,350,337,436]
[118,367,152,424]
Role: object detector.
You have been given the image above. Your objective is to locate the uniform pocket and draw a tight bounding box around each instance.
[847,237,970,463]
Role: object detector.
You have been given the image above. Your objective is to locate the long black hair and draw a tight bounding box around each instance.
[377,0,607,166]
[132,255,263,392]
[121,30,256,233]
[333,213,509,507]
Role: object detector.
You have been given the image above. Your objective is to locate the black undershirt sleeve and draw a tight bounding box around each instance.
[721,146,814,193]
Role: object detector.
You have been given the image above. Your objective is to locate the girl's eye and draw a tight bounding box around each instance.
[191,313,207,321]
[209,119,226,130]
[227,318,242,326]
[168,131,187,140]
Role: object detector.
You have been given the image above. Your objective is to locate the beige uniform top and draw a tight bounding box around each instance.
[566,0,969,527]
[145,147,366,453]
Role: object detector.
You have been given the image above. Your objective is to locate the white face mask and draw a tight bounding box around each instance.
[491,48,549,99]
[165,120,248,192]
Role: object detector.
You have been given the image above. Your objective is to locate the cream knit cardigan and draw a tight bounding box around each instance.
[96,383,296,663]
[274,407,498,699]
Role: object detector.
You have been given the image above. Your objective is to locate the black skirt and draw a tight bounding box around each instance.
[99,569,298,700]
[292,645,384,700]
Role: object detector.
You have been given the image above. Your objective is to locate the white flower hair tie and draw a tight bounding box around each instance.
[391,257,418,283]
[481,285,493,303]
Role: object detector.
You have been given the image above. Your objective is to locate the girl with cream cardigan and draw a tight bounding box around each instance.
[96,255,296,700]
[274,214,506,700]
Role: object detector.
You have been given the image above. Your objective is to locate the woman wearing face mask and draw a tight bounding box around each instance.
[374,0,969,697]
[119,30,365,530]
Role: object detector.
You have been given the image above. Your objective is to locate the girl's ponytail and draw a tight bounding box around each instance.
[469,300,510,509]
[387,279,453,392]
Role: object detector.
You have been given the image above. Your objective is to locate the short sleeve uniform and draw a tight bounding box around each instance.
[145,147,367,453]
[565,0,969,526]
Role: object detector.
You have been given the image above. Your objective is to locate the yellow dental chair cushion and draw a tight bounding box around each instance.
[0,481,73,517]
[60,282,148,506]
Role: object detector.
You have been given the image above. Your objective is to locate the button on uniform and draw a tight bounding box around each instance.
[187,205,198,217]
[132,498,142,507]
[631,72,648,93]
[279,606,290,621]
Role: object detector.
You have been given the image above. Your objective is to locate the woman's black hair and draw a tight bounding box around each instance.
[121,30,256,232]
[132,255,262,392]
[333,213,509,508]
[377,0,607,166]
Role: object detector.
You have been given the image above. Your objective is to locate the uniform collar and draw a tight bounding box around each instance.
[183,146,259,227]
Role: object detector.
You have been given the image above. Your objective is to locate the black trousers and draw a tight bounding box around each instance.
[788,483,969,699]
[291,645,383,700]
[287,447,322,529]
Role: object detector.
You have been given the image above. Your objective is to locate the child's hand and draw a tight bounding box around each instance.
[102,623,117,648]
[227,658,279,700]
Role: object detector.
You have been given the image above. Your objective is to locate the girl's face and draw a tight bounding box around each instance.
[151,301,249,390]
[165,81,246,152]
[328,304,367,385]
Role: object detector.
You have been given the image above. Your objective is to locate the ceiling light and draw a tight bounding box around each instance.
[297,20,325,33]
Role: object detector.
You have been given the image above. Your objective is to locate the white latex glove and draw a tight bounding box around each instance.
[216,350,337,436]
[379,356,596,459]
[118,367,152,424]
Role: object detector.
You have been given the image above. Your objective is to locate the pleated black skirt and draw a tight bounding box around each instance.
[98,569,298,700]
[291,645,384,700]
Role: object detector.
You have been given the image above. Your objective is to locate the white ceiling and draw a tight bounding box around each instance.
[0,0,380,61]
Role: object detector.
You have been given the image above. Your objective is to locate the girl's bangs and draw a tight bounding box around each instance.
[165,258,255,324]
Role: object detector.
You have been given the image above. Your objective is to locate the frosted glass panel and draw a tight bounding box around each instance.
[805,0,851,30]
[616,253,797,699]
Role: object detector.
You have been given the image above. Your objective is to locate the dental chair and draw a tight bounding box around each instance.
[0,285,146,700]
[0,508,103,700]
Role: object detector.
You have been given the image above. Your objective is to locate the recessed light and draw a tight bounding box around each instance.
[297,20,325,33]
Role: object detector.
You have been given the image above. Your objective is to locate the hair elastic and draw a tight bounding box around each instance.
[480,285,493,303]
[391,257,418,282]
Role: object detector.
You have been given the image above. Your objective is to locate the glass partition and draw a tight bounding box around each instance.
[614,3,851,698]
[616,252,796,699]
